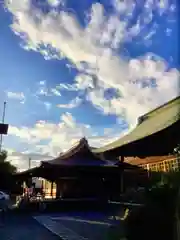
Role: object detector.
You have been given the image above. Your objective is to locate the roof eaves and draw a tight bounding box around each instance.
[92,96,180,154]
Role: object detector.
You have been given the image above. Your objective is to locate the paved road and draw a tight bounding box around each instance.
[0,214,60,240]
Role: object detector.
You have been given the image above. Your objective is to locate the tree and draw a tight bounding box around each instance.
[174,143,180,156]
[0,150,17,174]
[0,150,17,191]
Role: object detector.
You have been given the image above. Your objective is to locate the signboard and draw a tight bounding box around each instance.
[0,123,9,135]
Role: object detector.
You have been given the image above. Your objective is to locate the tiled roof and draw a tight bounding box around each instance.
[92,96,180,154]
[42,138,113,166]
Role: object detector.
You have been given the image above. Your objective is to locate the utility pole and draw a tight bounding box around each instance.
[0,102,7,152]
[28,157,31,169]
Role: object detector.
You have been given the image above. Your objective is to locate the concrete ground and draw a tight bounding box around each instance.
[33,211,125,240]
[0,201,127,240]
[0,214,60,240]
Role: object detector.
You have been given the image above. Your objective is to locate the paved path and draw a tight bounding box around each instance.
[34,214,124,240]
[34,216,88,240]
[0,209,125,240]
[0,214,60,240]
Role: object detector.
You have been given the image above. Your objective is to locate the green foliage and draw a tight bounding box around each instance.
[0,150,17,174]
[0,150,8,162]
[124,184,177,240]
[174,143,180,155]
[0,150,17,191]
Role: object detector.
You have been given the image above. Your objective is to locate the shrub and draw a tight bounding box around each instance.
[124,184,177,240]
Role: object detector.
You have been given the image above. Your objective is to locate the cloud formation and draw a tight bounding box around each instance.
[5,0,179,127]
[57,97,82,109]
[3,0,179,170]
[7,111,120,169]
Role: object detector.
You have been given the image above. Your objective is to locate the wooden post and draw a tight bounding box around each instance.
[51,181,53,198]
[120,156,124,194]
[44,180,47,198]
[147,164,150,178]
[163,161,166,172]
[56,180,61,199]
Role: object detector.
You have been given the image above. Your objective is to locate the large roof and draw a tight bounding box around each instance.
[42,138,113,166]
[92,96,180,156]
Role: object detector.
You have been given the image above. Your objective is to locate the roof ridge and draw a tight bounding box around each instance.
[57,137,87,160]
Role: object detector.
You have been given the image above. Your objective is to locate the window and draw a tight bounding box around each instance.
[164,158,179,172]
[165,161,170,172]
[149,164,156,171]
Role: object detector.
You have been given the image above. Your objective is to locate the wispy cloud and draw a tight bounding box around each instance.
[47,0,61,7]
[5,0,178,127]
[51,88,61,96]
[57,97,82,109]
[36,81,62,97]
[8,112,117,158]
[6,149,52,171]
[6,112,131,170]
[6,91,26,103]
[36,81,49,96]
[3,0,179,170]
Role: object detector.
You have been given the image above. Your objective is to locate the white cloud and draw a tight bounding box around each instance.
[51,88,61,96]
[56,83,78,91]
[5,0,179,127]
[36,85,49,96]
[36,81,62,98]
[6,127,122,171]
[6,111,120,170]
[3,0,179,171]
[8,112,91,156]
[57,97,82,109]
[47,0,61,7]
[35,81,80,109]
[6,91,26,103]
[39,81,46,85]
[6,150,52,171]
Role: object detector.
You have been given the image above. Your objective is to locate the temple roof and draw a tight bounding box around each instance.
[42,138,113,166]
[92,96,180,156]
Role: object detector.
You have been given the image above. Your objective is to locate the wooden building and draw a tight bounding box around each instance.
[14,138,148,201]
[14,96,180,200]
[125,155,179,173]
[41,138,116,200]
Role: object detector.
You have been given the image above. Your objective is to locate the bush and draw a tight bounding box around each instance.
[124,185,177,240]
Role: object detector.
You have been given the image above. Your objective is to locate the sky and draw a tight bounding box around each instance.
[0,0,179,171]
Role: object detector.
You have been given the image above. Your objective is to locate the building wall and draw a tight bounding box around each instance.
[41,176,122,200]
[125,155,179,173]
[55,177,108,199]
[41,178,56,199]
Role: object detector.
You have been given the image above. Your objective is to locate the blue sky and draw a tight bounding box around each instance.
[0,0,179,170]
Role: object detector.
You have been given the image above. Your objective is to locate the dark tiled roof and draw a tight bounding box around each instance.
[42,138,113,166]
